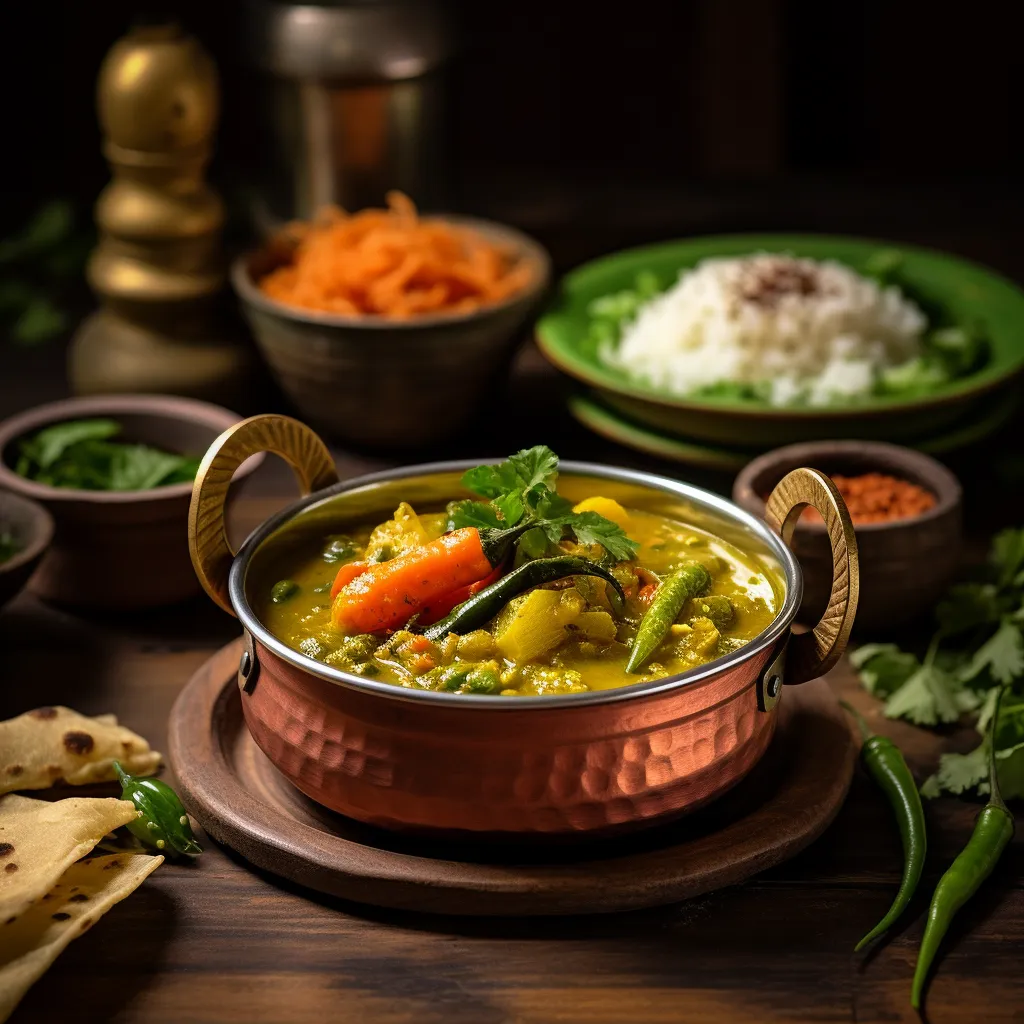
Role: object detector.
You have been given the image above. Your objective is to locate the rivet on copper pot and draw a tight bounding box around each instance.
[767,674,782,699]
[240,650,251,678]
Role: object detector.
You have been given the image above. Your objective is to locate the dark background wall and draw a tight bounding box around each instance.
[7,1,1022,270]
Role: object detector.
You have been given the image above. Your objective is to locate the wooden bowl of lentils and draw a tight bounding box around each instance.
[733,440,962,633]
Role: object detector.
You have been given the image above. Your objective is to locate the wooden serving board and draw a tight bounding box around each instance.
[168,639,856,916]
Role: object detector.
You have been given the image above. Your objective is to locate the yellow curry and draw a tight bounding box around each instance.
[254,448,777,696]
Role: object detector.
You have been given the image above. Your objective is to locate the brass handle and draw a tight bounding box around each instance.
[188,414,339,615]
[764,468,859,685]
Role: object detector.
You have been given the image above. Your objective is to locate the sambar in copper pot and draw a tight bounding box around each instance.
[188,415,858,836]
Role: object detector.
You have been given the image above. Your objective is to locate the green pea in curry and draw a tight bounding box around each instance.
[254,448,777,697]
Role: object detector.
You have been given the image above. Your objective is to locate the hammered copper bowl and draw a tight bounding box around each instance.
[189,415,859,837]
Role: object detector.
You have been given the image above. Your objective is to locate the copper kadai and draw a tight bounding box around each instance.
[188,415,859,837]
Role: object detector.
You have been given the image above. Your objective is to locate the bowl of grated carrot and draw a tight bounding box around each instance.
[232,193,551,449]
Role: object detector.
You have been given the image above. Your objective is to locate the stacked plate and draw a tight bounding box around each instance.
[536,235,1024,470]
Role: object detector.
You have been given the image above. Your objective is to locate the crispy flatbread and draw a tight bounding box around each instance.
[0,795,140,923]
[0,853,162,1022]
[0,706,161,796]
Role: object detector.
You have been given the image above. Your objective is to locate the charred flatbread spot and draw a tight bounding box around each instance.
[51,912,71,921]
[41,893,53,901]
[46,765,63,776]
[5,917,15,925]
[5,765,23,776]
[62,731,95,755]
[121,740,134,751]
[103,859,122,870]
[4,863,17,873]
[68,892,89,902]
[30,707,58,719]
[79,917,93,930]
[0,842,14,858]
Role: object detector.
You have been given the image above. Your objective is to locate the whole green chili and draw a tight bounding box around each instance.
[839,701,926,951]
[626,562,711,673]
[910,691,1015,1010]
[114,761,203,858]
[421,556,625,643]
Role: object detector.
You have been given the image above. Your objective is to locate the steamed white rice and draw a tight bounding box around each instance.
[600,254,927,407]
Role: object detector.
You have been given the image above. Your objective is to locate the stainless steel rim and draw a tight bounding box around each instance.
[229,460,804,709]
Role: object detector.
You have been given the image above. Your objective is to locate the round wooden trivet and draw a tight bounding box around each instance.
[168,639,855,916]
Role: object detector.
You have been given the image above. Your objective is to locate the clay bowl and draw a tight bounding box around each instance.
[231,216,551,450]
[0,395,261,611]
[0,491,54,608]
[187,414,859,837]
[733,440,962,634]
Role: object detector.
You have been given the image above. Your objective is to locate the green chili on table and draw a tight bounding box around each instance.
[626,562,711,673]
[839,700,926,951]
[114,761,203,858]
[421,556,626,643]
[910,692,1015,1010]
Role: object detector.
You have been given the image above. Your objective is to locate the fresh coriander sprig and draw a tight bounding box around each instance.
[447,446,639,563]
[853,527,1024,800]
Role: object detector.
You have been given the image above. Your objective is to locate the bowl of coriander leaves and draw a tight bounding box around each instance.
[0,395,262,610]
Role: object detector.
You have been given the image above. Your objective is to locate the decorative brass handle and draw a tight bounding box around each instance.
[764,468,859,685]
[188,414,339,615]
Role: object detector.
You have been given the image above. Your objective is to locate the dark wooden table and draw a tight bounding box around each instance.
[2,336,1023,1024]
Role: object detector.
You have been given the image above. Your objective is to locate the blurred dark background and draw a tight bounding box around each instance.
[9,0,1019,274]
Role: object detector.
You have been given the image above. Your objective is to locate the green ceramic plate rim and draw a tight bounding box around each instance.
[537,233,1024,419]
[567,386,1021,472]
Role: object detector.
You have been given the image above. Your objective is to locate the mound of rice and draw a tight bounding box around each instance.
[601,254,927,407]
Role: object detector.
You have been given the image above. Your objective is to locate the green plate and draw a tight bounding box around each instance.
[568,387,1021,473]
[537,234,1024,449]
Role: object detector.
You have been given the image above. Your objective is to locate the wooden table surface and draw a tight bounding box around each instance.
[1,342,1022,1024]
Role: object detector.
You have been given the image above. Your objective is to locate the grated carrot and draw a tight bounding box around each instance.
[258,192,534,318]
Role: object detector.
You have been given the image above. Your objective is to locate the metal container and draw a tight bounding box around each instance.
[245,0,452,224]
[189,415,859,837]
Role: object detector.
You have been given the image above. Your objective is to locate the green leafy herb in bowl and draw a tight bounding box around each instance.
[14,419,201,492]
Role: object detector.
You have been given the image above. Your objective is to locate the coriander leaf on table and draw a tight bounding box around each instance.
[995,739,1024,801]
[958,618,1024,686]
[991,528,1024,588]
[921,738,990,798]
[884,662,962,726]
[936,582,1005,636]
[851,644,919,698]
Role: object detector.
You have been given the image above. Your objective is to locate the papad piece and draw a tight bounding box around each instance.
[0,853,162,1022]
[0,795,139,923]
[0,706,161,795]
